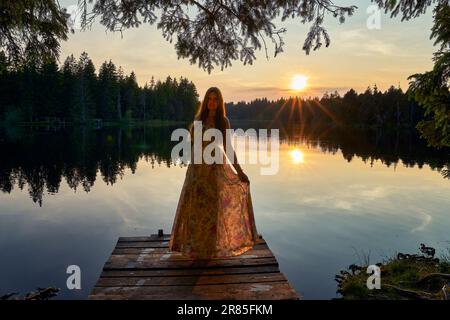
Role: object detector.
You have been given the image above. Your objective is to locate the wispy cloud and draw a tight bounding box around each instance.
[411,211,432,233]
[337,28,414,57]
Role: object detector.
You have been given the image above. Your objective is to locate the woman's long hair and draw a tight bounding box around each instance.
[189,87,228,138]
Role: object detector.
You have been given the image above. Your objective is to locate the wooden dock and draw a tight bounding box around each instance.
[89,232,300,300]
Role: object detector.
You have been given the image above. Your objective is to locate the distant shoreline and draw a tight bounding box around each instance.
[0,119,188,128]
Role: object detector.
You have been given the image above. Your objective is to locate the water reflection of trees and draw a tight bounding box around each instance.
[0,123,448,206]
[280,122,450,178]
[0,125,183,206]
[236,121,450,181]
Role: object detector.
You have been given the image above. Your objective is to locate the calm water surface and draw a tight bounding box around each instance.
[0,122,449,299]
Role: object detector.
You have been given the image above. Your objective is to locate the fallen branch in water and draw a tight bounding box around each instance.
[416,273,450,285]
[383,284,432,300]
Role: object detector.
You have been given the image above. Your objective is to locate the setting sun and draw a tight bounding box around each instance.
[290,75,308,91]
[289,149,305,164]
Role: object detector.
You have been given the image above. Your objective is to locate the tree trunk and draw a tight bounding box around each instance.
[117,90,122,120]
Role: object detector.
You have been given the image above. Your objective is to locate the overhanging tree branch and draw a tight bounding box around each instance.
[76,0,358,73]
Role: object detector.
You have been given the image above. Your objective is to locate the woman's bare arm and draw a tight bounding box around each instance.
[223,118,241,171]
[223,118,249,183]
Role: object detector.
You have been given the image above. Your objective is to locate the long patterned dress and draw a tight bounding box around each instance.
[168,121,259,259]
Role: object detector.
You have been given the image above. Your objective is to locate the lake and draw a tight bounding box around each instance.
[0,122,449,299]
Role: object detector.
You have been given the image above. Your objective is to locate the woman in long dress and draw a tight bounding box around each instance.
[169,87,259,259]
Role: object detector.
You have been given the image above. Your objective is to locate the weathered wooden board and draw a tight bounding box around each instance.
[89,233,300,300]
[89,282,298,300]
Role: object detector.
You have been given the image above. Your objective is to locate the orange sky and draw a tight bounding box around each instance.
[60,0,437,103]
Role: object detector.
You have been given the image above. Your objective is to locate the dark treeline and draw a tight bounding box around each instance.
[0,50,428,132]
[0,52,199,124]
[0,124,448,206]
[226,86,423,129]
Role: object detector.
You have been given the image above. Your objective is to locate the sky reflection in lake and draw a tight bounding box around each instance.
[0,124,449,299]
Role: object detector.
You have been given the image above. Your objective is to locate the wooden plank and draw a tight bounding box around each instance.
[104,256,279,270]
[118,235,171,242]
[107,248,274,263]
[95,272,287,287]
[118,235,264,243]
[112,242,269,255]
[115,241,170,248]
[115,239,266,249]
[99,265,281,278]
[89,282,299,300]
[112,247,172,255]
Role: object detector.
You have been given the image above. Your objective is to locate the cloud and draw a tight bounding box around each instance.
[235,86,281,93]
[229,85,352,101]
[411,212,432,233]
[337,28,410,57]
[360,186,386,200]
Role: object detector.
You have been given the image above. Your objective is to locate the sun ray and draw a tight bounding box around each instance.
[311,99,341,125]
